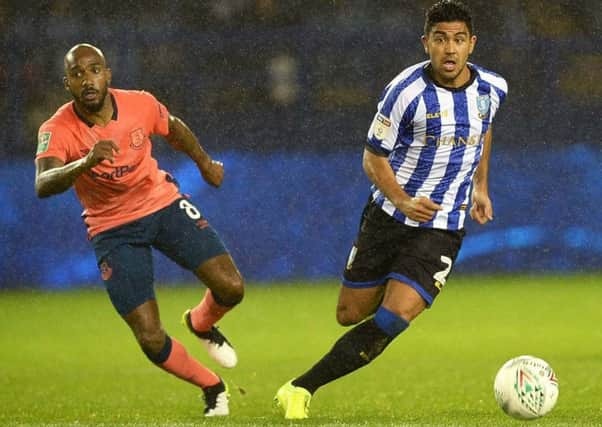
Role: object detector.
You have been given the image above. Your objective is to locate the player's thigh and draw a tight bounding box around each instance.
[155,198,229,269]
[124,299,166,353]
[388,227,464,308]
[381,279,427,322]
[339,202,400,325]
[336,285,385,326]
[155,198,243,302]
[342,202,401,286]
[96,243,155,317]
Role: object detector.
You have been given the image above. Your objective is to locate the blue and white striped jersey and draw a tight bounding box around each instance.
[366,60,508,231]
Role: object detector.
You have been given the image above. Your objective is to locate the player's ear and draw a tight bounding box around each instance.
[63,76,70,92]
[468,35,477,55]
[106,68,112,86]
[421,35,429,54]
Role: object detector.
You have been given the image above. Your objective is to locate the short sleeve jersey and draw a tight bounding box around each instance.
[36,89,181,237]
[365,61,508,231]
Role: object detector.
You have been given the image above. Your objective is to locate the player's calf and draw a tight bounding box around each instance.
[292,307,409,395]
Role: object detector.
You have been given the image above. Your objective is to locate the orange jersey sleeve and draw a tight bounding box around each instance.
[36,89,181,238]
[37,103,81,163]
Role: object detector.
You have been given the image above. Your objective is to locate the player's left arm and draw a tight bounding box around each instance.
[165,114,223,188]
[470,126,494,225]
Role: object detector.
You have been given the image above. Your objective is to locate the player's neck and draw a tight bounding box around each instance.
[74,96,114,127]
[428,65,473,90]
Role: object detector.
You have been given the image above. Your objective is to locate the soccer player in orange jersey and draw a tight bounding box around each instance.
[35,44,243,416]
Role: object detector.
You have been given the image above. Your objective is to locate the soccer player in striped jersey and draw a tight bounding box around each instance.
[275,0,508,419]
[35,44,244,416]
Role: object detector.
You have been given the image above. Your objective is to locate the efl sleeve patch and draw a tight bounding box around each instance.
[36,131,52,155]
[369,113,392,141]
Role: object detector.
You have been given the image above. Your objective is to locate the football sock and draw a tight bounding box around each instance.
[293,310,409,394]
[374,306,410,337]
[146,335,220,388]
[190,290,233,332]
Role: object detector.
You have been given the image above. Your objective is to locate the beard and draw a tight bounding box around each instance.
[79,85,108,113]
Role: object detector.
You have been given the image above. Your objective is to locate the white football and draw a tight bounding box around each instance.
[493,355,559,420]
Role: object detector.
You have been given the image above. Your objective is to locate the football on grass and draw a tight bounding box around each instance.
[493,355,559,420]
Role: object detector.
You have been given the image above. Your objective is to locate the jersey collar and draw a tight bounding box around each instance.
[72,92,118,128]
[423,63,477,92]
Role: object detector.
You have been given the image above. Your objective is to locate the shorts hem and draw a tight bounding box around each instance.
[188,248,229,271]
[114,295,156,317]
[341,277,387,288]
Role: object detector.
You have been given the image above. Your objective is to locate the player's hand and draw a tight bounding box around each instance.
[399,196,442,223]
[84,140,119,168]
[199,159,224,188]
[470,190,493,225]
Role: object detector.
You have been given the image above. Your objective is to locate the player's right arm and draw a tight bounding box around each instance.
[35,140,119,198]
[365,74,441,223]
[362,148,442,223]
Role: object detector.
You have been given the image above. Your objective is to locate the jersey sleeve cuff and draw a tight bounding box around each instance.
[365,141,390,157]
[35,152,67,163]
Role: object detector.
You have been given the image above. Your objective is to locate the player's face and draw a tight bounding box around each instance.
[63,48,112,113]
[421,21,476,88]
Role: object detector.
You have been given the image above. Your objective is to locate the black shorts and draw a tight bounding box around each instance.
[342,201,465,306]
[91,197,228,316]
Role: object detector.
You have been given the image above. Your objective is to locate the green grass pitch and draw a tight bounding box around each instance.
[1,274,601,426]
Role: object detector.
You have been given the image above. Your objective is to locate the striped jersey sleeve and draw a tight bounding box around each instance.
[366,61,429,155]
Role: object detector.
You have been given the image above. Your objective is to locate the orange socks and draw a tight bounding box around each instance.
[190,290,232,332]
[159,337,220,388]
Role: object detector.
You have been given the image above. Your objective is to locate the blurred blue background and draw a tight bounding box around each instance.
[1,1,600,288]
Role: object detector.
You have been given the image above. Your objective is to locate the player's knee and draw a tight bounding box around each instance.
[222,285,244,307]
[336,305,365,326]
[214,274,244,307]
[136,328,166,355]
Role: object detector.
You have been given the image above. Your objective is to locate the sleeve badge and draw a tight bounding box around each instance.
[371,113,392,140]
[36,131,52,155]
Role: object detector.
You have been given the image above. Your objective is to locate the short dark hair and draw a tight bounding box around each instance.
[424,0,474,36]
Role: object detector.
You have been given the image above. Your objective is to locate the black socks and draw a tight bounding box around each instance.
[292,318,395,394]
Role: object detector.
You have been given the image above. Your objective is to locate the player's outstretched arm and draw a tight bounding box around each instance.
[362,148,441,223]
[166,115,223,188]
[35,140,118,198]
[470,127,494,224]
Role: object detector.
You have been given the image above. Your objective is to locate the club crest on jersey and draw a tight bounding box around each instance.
[36,131,52,154]
[129,128,146,150]
[476,95,490,119]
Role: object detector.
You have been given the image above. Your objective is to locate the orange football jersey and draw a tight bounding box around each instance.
[36,89,181,237]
